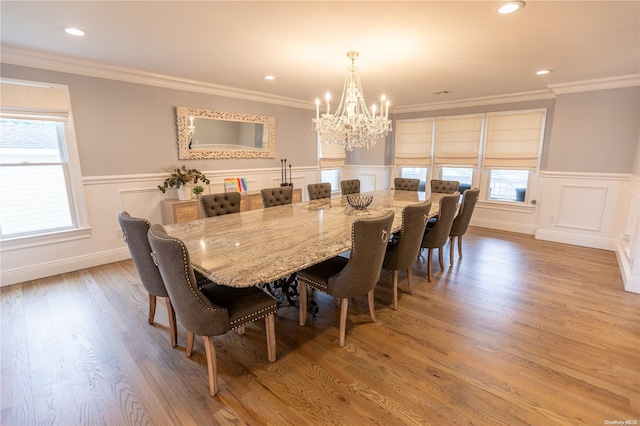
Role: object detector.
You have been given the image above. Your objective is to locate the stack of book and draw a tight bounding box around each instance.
[224,177,248,193]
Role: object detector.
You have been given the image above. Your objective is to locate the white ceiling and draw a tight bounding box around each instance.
[1,1,639,111]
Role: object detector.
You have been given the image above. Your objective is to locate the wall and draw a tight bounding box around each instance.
[0,64,319,286]
[0,64,317,175]
[545,88,639,173]
[1,62,639,294]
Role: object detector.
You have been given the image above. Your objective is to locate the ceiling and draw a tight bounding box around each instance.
[1,1,639,111]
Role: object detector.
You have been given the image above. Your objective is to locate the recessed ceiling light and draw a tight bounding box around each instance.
[536,69,553,75]
[498,1,525,14]
[263,75,275,80]
[61,26,87,36]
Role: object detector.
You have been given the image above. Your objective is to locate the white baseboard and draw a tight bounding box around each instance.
[535,229,617,251]
[470,217,537,235]
[0,247,131,287]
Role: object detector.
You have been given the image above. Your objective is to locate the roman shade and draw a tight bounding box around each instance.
[0,81,70,122]
[483,110,546,170]
[319,141,346,168]
[433,114,483,167]
[394,118,434,167]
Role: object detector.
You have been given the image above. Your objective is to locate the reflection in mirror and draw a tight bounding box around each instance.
[177,106,276,159]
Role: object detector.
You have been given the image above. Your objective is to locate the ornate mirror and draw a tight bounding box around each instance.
[176,106,276,159]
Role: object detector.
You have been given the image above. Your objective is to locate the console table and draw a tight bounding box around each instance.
[161,188,303,224]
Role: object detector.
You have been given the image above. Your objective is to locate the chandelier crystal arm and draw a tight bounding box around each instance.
[312,51,391,151]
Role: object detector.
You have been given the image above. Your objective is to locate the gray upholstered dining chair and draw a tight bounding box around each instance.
[381,201,432,310]
[200,192,241,217]
[430,180,460,194]
[118,212,177,347]
[449,188,480,266]
[297,210,394,347]
[307,182,332,200]
[340,179,360,195]
[261,186,293,208]
[420,194,459,281]
[147,224,277,396]
[394,177,420,191]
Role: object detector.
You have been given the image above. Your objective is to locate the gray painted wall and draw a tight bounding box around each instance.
[2,63,638,176]
[0,64,318,176]
[546,87,639,173]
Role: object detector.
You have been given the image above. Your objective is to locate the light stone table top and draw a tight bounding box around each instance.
[165,189,446,288]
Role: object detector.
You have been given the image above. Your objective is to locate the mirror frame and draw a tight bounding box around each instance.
[176,106,276,159]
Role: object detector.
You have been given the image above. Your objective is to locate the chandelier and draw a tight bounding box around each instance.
[312,51,392,151]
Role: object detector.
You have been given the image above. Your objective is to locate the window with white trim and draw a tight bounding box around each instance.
[320,169,341,193]
[395,108,546,204]
[0,79,88,242]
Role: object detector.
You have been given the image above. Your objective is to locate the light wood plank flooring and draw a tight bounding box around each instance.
[2,227,639,425]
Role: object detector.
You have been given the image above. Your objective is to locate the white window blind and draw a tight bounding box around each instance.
[484,110,546,170]
[0,81,70,122]
[319,141,346,168]
[434,114,483,167]
[394,118,433,167]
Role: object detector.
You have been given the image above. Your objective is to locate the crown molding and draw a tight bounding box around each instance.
[3,46,638,113]
[548,74,640,95]
[0,46,313,110]
[393,89,555,114]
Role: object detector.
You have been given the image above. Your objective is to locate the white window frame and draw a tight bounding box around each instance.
[1,78,90,251]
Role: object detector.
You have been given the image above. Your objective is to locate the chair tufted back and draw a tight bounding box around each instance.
[307,183,332,200]
[383,201,432,271]
[200,192,241,217]
[147,224,231,337]
[394,178,420,191]
[328,210,394,298]
[118,212,169,298]
[340,179,360,195]
[450,188,479,237]
[261,186,293,208]
[430,180,460,194]
[421,194,459,249]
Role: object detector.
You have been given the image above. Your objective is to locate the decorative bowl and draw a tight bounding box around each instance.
[347,193,373,210]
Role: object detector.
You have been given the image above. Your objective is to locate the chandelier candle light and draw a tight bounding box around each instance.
[312,51,392,151]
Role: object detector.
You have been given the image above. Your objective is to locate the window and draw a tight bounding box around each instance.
[441,167,473,186]
[400,167,427,181]
[394,108,546,204]
[0,79,88,243]
[488,170,530,202]
[320,169,341,193]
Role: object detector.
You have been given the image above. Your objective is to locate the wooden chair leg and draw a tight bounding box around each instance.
[265,313,276,362]
[186,331,195,357]
[148,294,156,325]
[392,270,399,310]
[458,235,463,258]
[368,289,376,322]
[166,297,177,348]
[427,248,433,282]
[236,325,245,335]
[449,236,455,267]
[406,268,414,294]
[299,283,308,326]
[203,336,218,396]
[339,298,349,347]
[438,247,445,271]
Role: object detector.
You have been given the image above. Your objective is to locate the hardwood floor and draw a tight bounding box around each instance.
[2,227,639,425]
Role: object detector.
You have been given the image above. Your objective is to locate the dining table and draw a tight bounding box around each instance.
[164,190,446,296]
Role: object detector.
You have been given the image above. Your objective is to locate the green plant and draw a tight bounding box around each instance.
[192,185,205,195]
[158,165,210,193]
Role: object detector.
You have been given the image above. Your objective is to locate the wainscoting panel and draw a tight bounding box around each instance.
[535,171,628,251]
[555,185,607,231]
[616,175,640,294]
